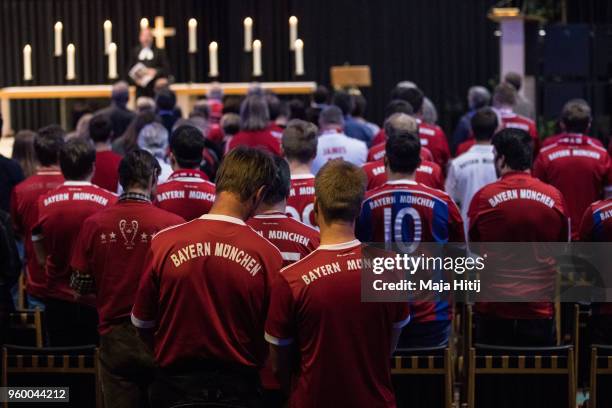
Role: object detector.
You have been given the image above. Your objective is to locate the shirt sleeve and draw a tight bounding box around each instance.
[70,219,93,273]
[532,154,547,182]
[391,301,411,329]
[264,276,296,346]
[447,199,466,243]
[131,250,160,329]
[445,162,459,203]
[578,205,594,242]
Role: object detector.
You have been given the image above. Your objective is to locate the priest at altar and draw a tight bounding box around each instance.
[128,27,171,98]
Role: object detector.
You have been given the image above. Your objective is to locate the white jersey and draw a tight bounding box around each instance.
[445,144,497,224]
[312,130,368,175]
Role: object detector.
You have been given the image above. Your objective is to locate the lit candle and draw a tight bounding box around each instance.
[66,43,75,80]
[108,42,117,79]
[140,18,149,31]
[289,16,298,50]
[252,39,262,76]
[209,41,219,77]
[54,22,63,56]
[244,17,253,52]
[23,45,32,81]
[188,18,197,53]
[294,39,304,75]
[103,20,112,54]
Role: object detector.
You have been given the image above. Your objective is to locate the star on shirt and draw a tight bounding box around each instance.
[100,233,106,240]
[109,232,116,240]
[141,233,148,240]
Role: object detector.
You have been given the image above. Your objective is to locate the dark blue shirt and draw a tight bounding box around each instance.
[344,116,374,147]
[0,155,24,213]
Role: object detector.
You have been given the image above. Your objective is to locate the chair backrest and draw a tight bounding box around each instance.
[7,308,43,347]
[1,345,101,408]
[590,344,612,408]
[468,344,576,408]
[391,346,452,408]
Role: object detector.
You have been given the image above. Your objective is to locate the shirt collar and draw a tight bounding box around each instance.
[318,240,361,251]
[63,180,92,186]
[290,173,315,180]
[199,213,246,225]
[36,166,62,175]
[169,169,207,181]
[254,211,287,219]
[501,170,530,180]
[467,144,494,153]
[385,179,418,185]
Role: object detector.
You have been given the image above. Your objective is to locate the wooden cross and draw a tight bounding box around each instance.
[152,16,175,49]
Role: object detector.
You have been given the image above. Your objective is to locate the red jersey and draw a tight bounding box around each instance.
[367,141,434,163]
[10,167,64,299]
[361,160,445,191]
[265,240,410,408]
[542,133,603,149]
[468,172,570,319]
[226,129,282,156]
[91,150,122,192]
[357,180,464,322]
[247,212,319,266]
[533,137,612,240]
[499,109,539,155]
[286,174,316,228]
[71,199,184,334]
[33,181,117,304]
[131,214,283,368]
[154,169,215,221]
[455,139,475,157]
[268,123,284,141]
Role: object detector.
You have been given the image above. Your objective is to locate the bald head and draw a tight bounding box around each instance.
[384,113,419,139]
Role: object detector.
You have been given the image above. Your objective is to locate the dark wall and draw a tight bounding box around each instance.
[0,0,500,132]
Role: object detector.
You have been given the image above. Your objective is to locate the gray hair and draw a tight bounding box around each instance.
[111,81,130,105]
[137,122,169,159]
[240,95,270,131]
[136,97,156,113]
[384,113,419,139]
[319,105,345,128]
[468,86,491,110]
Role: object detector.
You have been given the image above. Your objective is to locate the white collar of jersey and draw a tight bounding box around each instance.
[170,177,205,183]
[290,173,315,180]
[63,180,92,186]
[467,144,494,152]
[385,179,417,185]
[199,213,246,225]
[254,211,287,219]
[318,240,361,251]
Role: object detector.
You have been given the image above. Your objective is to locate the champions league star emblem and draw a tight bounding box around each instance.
[119,219,139,248]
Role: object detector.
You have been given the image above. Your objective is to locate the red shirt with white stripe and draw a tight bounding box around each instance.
[247,212,319,267]
[542,133,603,149]
[10,167,64,299]
[533,136,612,240]
[154,169,215,221]
[367,141,434,163]
[498,108,539,155]
[131,214,283,369]
[33,181,117,304]
[265,240,410,408]
[71,199,184,334]
[286,174,316,228]
[361,160,445,191]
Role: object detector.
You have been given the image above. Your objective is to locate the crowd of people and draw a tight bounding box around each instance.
[0,72,611,407]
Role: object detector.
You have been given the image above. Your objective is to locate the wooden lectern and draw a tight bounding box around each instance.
[330,65,371,90]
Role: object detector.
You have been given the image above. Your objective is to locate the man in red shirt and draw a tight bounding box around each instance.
[282,119,318,228]
[266,160,410,408]
[247,156,319,266]
[468,128,569,346]
[10,127,65,309]
[370,99,413,148]
[32,139,117,346]
[494,82,540,155]
[533,100,612,240]
[70,150,183,408]
[155,126,216,220]
[132,147,283,408]
[541,100,603,148]
[90,114,122,192]
[357,120,464,347]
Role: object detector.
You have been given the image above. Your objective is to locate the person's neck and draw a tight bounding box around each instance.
[288,161,313,176]
[498,105,513,113]
[321,125,342,134]
[95,142,111,152]
[172,163,199,172]
[256,201,286,215]
[500,167,529,176]
[319,221,358,246]
[208,192,251,221]
[66,175,93,183]
[387,170,416,182]
[124,187,151,197]
[39,163,60,170]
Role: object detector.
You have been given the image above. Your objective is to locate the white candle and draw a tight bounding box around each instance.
[289,16,298,50]
[140,18,149,31]
[209,41,219,77]
[54,22,63,56]
[23,45,32,81]
[244,17,253,52]
[252,39,262,76]
[188,18,197,53]
[108,42,118,79]
[103,20,112,54]
[294,39,304,75]
[66,43,75,80]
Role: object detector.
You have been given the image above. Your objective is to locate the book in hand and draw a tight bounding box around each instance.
[129,62,156,87]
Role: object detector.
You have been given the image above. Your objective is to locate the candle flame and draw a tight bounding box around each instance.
[188,18,197,27]
[289,16,298,24]
[55,21,63,30]
[104,20,112,28]
[244,17,253,26]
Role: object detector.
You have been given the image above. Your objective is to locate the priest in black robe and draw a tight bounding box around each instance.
[128,28,171,98]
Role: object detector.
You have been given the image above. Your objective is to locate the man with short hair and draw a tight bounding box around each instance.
[493,82,539,155]
[70,150,183,408]
[533,100,612,240]
[469,129,569,346]
[33,139,117,346]
[311,106,367,174]
[446,108,498,226]
[357,127,463,347]
[362,113,444,190]
[95,81,136,139]
[155,126,216,221]
[266,159,409,407]
[332,90,373,145]
[452,86,491,152]
[10,128,65,309]
[504,71,535,120]
[282,119,318,227]
[247,156,319,266]
[90,114,123,192]
[542,99,604,148]
[132,147,283,408]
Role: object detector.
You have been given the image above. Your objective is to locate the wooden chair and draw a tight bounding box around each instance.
[589,344,612,408]
[6,308,43,347]
[468,344,576,408]
[391,346,453,408]
[1,344,102,408]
